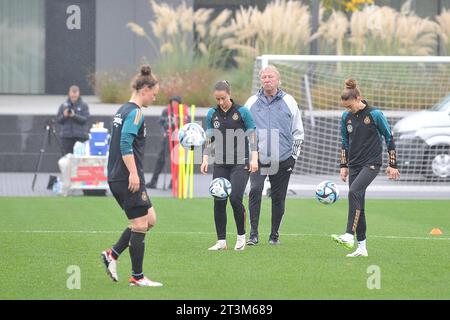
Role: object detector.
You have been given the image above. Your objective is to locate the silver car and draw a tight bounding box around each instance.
[393,94,450,179]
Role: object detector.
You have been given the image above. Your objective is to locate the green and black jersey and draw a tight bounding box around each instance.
[340,100,397,169]
[108,102,146,183]
[204,100,257,165]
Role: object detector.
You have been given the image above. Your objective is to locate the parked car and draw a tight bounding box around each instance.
[393,94,450,179]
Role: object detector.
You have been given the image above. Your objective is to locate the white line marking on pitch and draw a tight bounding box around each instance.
[0,230,449,241]
[288,184,450,192]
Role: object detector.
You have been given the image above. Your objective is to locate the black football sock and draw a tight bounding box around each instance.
[111,227,132,259]
[214,199,227,240]
[129,231,146,280]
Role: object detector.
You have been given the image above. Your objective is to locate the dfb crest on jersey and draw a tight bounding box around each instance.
[113,114,123,127]
[347,124,353,133]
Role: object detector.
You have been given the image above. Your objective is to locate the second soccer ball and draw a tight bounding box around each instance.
[208,177,232,200]
[178,122,206,149]
[315,180,339,205]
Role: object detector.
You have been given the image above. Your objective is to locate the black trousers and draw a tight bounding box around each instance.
[346,165,380,242]
[212,164,250,240]
[149,135,169,186]
[248,157,295,240]
[61,137,87,155]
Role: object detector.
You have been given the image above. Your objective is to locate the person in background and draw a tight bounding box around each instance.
[56,85,90,155]
[146,96,185,189]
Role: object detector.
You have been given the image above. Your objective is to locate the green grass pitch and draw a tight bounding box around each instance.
[0,197,449,300]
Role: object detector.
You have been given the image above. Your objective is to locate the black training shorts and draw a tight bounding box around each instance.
[109,181,152,219]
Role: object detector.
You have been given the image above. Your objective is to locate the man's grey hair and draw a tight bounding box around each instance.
[69,85,80,93]
[259,65,281,80]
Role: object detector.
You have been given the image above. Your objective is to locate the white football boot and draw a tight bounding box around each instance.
[331,233,355,250]
[101,249,118,282]
[347,240,368,257]
[346,247,368,257]
[234,234,246,251]
[129,276,163,287]
[208,240,228,251]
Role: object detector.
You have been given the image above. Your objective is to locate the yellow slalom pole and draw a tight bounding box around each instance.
[184,104,189,199]
[183,104,190,199]
[178,104,185,199]
[189,104,196,199]
[184,150,189,199]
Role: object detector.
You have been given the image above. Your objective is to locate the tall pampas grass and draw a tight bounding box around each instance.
[98,0,446,107]
[395,15,439,55]
[126,0,236,106]
[312,10,349,55]
[364,2,438,55]
[318,1,439,56]
[437,9,450,55]
[221,0,311,63]
[127,0,234,71]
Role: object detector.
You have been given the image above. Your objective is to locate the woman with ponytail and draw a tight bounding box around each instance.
[102,65,163,287]
[332,79,400,257]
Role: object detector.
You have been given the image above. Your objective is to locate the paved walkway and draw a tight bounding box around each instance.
[0,95,209,116]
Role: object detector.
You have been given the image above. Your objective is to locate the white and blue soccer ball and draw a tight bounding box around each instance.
[315,180,339,204]
[178,122,206,149]
[208,177,232,200]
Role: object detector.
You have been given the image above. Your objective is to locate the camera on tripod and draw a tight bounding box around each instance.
[31,118,63,191]
[46,118,56,128]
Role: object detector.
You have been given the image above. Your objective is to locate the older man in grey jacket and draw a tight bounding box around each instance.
[244,65,304,245]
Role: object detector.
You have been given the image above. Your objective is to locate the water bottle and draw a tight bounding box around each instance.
[73,141,85,156]
[52,177,62,194]
[84,140,90,156]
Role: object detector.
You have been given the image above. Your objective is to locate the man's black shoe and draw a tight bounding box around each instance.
[145,182,157,189]
[247,235,259,246]
[268,237,280,245]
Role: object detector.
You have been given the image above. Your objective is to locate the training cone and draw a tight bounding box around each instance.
[430,228,443,235]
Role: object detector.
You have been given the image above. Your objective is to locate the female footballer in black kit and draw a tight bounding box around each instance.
[101,65,162,287]
[201,81,258,251]
[332,79,400,257]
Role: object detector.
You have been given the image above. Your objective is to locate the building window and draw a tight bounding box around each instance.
[0,0,45,94]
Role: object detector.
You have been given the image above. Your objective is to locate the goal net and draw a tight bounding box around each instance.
[252,55,450,184]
